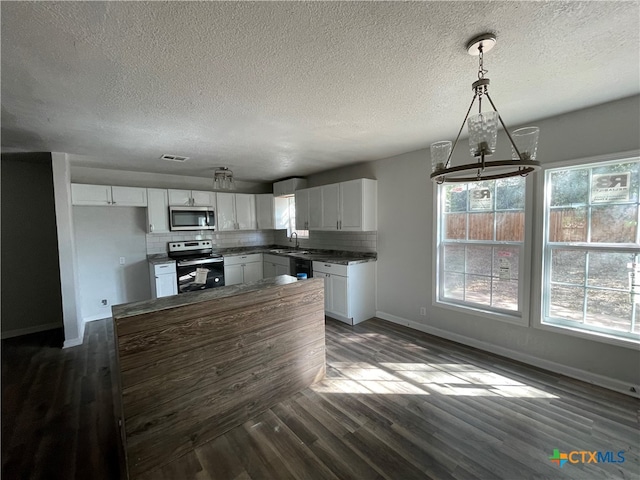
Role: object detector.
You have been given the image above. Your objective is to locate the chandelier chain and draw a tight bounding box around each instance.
[477,46,488,80]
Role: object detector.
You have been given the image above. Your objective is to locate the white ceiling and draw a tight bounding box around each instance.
[2,1,639,183]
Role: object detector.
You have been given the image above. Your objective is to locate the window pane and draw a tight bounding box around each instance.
[443,245,465,273]
[550,249,586,285]
[445,186,468,212]
[495,177,525,210]
[468,213,494,240]
[548,208,587,242]
[465,275,491,304]
[591,205,638,243]
[587,252,632,289]
[550,169,589,206]
[586,291,633,333]
[467,246,492,275]
[549,285,584,321]
[496,212,524,241]
[445,214,466,239]
[492,280,518,310]
[443,272,464,300]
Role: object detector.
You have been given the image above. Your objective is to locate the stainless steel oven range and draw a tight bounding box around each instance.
[168,240,224,293]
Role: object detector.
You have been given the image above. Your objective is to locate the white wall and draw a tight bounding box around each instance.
[74,206,150,321]
[308,95,640,391]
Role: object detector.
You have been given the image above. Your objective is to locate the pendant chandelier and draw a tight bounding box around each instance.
[430,33,541,183]
[213,167,235,190]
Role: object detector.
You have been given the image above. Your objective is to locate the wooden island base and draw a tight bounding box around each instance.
[111,276,326,479]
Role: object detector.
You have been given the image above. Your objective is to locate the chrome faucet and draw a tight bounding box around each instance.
[289,231,299,249]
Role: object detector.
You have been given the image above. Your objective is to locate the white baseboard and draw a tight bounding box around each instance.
[63,336,83,349]
[83,313,112,323]
[1,322,62,340]
[376,311,640,399]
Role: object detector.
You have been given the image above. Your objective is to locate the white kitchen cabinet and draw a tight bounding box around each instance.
[308,187,323,230]
[320,183,340,230]
[168,189,215,206]
[295,189,310,230]
[339,179,377,231]
[149,261,177,299]
[217,193,256,231]
[146,188,170,233]
[224,253,263,285]
[273,177,307,197]
[263,254,291,278]
[72,184,147,207]
[312,260,375,325]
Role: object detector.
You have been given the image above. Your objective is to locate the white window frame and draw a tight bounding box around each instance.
[532,150,640,348]
[432,175,534,327]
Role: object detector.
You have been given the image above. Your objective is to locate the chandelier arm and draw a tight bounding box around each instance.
[445,93,478,169]
[484,92,524,161]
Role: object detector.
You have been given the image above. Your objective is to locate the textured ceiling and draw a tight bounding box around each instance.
[2,1,639,183]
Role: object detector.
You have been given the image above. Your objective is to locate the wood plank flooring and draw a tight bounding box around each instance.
[3,317,639,479]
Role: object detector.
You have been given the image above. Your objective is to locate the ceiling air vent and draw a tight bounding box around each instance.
[160,154,189,162]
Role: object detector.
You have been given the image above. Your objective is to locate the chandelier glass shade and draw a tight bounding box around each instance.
[213,167,235,190]
[430,34,541,183]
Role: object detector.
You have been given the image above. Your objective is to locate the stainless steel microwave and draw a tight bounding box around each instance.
[169,206,216,231]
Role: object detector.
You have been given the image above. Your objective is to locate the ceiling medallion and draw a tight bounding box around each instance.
[430,33,541,183]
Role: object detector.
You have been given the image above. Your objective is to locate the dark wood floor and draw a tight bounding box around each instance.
[2,317,639,479]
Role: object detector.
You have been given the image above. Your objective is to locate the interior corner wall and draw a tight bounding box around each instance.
[307,95,640,389]
[1,153,64,337]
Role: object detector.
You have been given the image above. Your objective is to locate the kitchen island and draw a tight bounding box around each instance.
[111,275,326,480]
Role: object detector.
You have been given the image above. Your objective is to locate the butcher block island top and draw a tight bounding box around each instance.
[111,275,326,480]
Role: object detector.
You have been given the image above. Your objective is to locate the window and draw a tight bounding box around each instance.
[436,177,527,319]
[542,157,640,342]
[280,196,309,238]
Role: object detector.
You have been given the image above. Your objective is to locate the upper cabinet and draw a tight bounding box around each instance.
[168,189,215,207]
[294,179,377,232]
[147,188,170,234]
[217,193,256,231]
[72,184,147,207]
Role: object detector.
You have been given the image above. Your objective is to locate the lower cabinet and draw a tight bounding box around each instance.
[224,253,263,286]
[263,254,291,278]
[312,261,375,325]
[149,261,177,298]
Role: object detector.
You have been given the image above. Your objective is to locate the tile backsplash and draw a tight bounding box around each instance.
[146,230,276,255]
[146,229,377,255]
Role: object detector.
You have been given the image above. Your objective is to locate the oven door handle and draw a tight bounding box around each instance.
[177,258,224,267]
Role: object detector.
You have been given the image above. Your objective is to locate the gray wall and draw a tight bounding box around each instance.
[1,153,64,336]
[73,206,150,320]
[307,95,640,388]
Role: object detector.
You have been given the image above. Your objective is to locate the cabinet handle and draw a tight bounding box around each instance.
[336,221,339,230]
[112,201,116,205]
[150,224,154,232]
[324,264,331,267]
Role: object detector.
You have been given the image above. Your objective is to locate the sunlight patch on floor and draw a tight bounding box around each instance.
[313,361,558,398]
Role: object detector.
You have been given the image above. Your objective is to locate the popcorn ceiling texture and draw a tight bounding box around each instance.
[2,2,638,182]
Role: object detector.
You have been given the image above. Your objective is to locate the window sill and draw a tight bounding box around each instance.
[433,299,528,327]
[536,320,640,349]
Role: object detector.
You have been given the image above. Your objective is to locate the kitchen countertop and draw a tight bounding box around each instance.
[112,274,302,319]
[148,245,377,266]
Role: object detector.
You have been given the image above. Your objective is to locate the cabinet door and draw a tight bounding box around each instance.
[71,184,112,205]
[275,264,290,276]
[216,193,236,231]
[295,190,309,230]
[263,262,276,279]
[235,194,256,230]
[321,184,340,230]
[314,271,331,312]
[308,187,323,230]
[224,264,244,286]
[191,190,215,206]
[155,273,177,298]
[147,188,170,233]
[330,274,349,318]
[256,194,274,230]
[111,186,147,207]
[243,261,263,283]
[168,189,192,206]
[339,180,363,231]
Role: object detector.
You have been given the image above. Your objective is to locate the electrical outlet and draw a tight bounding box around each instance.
[101,299,108,306]
[119,257,126,265]
[420,307,427,316]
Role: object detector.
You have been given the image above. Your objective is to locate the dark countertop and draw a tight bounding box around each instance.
[148,245,377,266]
[112,275,307,319]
